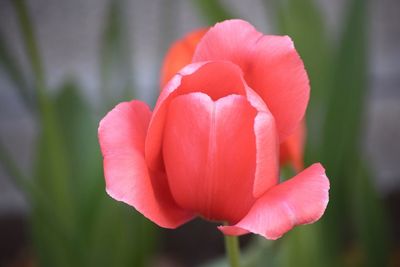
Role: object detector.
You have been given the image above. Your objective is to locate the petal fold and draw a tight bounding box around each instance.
[219,163,329,239]
[98,101,193,228]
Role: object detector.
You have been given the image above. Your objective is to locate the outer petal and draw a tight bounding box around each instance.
[280,120,306,172]
[160,28,208,88]
[146,61,246,172]
[219,163,329,239]
[98,100,193,228]
[162,93,258,223]
[193,19,310,141]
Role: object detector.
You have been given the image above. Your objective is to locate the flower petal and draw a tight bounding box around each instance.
[245,88,279,197]
[98,100,193,228]
[193,19,310,141]
[246,35,309,140]
[162,93,258,223]
[219,163,329,239]
[192,20,262,70]
[146,61,246,172]
[160,28,208,88]
[280,120,306,172]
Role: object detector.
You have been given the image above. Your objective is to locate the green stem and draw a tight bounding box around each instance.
[224,234,241,267]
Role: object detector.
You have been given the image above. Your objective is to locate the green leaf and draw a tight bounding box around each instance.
[351,161,390,267]
[269,1,337,265]
[271,0,332,160]
[0,32,33,108]
[11,1,156,266]
[317,0,389,266]
[33,101,80,266]
[54,81,103,229]
[319,0,370,255]
[32,79,157,267]
[87,200,156,267]
[12,0,45,97]
[100,0,134,108]
[276,224,329,267]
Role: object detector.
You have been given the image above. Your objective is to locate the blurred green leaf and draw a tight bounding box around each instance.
[319,0,370,256]
[11,0,156,266]
[33,103,80,266]
[0,32,33,108]
[318,0,389,266]
[276,224,327,267]
[12,0,73,215]
[12,3,78,264]
[351,161,389,267]
[56,82,157,267]
[271,0,332,160]
[100,0,134,108]
[13,0,45,97]
[88,200,156,267]
[269,0,337,266]
[191,0,234,24]
[54,81,103,229]
[33,80,157,266]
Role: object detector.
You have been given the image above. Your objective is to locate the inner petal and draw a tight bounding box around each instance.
[162,92,258,223]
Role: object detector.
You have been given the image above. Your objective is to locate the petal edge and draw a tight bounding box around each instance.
[99,100,193,228]
[219,163,329,239]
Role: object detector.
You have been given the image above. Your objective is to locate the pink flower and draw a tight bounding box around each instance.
[161,26,307,173]
[98,20,329,239]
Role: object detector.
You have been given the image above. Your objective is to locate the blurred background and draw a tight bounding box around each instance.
[0,0,399,266]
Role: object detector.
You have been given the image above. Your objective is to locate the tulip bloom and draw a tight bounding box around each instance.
[161,26,306,173]
[98,20,329,240]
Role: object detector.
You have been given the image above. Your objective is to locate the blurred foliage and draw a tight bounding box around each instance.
[100,0,134,109]
[192,0,235,24]
[0,0,156,266]
[199,0,391,267]
[0,0,392,266]
[0,32,33,108]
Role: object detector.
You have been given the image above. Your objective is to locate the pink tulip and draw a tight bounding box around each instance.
[98,20,329,240]
[160,25,306,173]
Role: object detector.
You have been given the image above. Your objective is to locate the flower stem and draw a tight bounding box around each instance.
[224,234,241,267]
